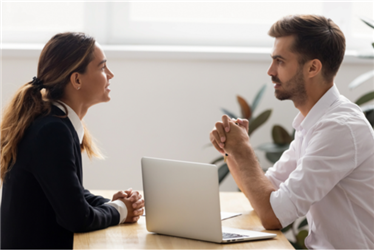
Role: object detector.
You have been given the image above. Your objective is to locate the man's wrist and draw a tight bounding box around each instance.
[230,143,254,166]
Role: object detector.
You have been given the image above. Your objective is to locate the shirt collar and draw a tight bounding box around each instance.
[292,84,340,133]
[53,101,84,144]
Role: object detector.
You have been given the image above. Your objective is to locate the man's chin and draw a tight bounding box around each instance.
[274,90,290,101]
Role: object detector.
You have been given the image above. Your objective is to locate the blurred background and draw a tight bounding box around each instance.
[1,0,373,193]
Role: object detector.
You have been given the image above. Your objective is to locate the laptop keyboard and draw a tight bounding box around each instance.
[222,232,250,239]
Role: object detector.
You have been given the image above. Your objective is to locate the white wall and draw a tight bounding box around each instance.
[1,50,373,193]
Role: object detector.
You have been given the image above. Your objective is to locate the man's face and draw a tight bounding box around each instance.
[267,36,307,104]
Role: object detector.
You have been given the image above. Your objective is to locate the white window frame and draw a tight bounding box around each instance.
[1,1,373,52]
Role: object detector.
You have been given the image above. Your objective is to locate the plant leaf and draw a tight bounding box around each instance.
[247,109,272,136]
[361,104,374,113]
[296,230,308,249]
[297,218,308,230]
[372,42,374,49]
[290,241,303,249]
[265,152,283,164]
[360,17,374,29]
[365,109,374,127]
[221,108,237,119]
[211,155,224,165]
[251,84,267,114]
[257,142,290,153]
[281,223,293,233]
[348,70,374,89]
[237,95,252,119]
[272,125,293,144]
[355,91,374,106]
[218,163,230,183]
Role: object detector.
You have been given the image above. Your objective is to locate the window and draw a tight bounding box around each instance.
[2,1,373,51]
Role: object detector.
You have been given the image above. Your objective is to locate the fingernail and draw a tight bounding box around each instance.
[220,137,225,142]
[225,127,229,132]
[219,143,224,148]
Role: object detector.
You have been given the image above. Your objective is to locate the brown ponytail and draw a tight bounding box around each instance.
[1,32,103,182]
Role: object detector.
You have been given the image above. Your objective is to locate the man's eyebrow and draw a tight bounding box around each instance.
[270,54,286,60]
[97,59,107,66]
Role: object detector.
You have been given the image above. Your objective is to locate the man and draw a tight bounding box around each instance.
[210,15,374,249]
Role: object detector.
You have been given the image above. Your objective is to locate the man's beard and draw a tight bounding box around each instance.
[272,67,307,105]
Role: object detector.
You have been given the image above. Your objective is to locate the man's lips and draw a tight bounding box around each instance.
[273,82,281,89]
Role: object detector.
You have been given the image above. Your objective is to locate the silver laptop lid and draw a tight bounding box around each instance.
[141,157,223,243]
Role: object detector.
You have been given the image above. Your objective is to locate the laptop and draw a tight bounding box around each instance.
[141,157,277,243]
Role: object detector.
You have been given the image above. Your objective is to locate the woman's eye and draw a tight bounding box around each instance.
[102,65,106,70]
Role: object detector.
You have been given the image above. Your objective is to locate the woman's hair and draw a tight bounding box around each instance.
[1,32,103,181]
[268,15,346,83]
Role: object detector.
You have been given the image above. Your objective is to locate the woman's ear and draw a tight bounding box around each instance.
[70,72,82,90]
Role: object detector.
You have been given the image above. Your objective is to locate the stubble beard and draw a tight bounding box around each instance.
[273,67,307,105]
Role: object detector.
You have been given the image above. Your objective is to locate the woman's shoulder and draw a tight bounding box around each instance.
[30,107,74,137]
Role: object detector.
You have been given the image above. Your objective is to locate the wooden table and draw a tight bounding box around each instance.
[74,191,293,249]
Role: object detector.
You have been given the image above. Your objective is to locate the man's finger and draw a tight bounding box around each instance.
[211,130,224,149]
[237,118,249,131]
[212,140,225,155]
[214,121,226,143]
[222,115,231,133]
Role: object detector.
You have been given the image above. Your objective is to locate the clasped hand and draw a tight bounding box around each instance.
[210,115,250,157]
[112,188,144,223]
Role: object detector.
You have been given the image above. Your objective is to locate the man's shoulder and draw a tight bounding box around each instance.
[320,95,369,126]
[313,95,374,148]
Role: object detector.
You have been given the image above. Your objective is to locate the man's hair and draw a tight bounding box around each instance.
[268,15,346,82]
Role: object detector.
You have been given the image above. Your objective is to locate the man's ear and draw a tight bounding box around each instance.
[69,72,82,90]
[307,59,322,79]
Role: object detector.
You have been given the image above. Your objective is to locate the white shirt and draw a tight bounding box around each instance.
[53,102,128,224]
[265,85,374,249]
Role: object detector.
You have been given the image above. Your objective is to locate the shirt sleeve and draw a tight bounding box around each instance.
[270,120,357,228]
[32,122,120,232]
[106,200,128,224]
[265,139,298,189]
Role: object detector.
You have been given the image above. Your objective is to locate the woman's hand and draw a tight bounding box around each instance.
[114,189,144,223]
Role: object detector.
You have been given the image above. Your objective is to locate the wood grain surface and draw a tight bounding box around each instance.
[74,191,293,249]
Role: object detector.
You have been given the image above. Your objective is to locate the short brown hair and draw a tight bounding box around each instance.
[268,15,345,82]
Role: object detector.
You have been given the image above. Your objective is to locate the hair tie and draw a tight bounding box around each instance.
[31,76,44,88]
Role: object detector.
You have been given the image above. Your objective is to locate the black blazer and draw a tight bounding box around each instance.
[1,106,120,249]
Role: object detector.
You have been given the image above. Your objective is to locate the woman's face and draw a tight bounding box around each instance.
[79,43,114,106]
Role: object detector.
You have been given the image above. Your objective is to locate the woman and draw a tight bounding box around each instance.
[0,32,144,249]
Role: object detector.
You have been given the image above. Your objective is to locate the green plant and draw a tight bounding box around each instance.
[257,125,294,164]
[210,84,272,183]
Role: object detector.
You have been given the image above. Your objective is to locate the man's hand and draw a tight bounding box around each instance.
[209,115,250,156]
[113,189,145,223]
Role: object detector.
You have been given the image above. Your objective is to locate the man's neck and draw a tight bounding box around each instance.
[295,82,333,117]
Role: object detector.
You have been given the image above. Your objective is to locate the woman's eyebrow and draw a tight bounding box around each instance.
[97,59,107,66]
